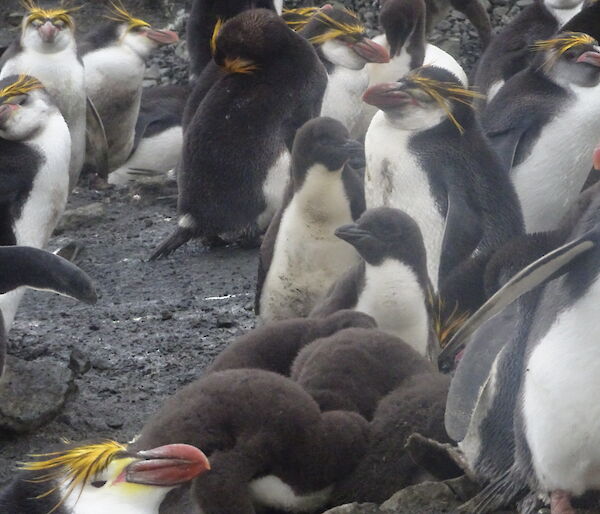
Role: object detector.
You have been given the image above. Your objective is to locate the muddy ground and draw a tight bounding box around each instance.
[0,182,259,484]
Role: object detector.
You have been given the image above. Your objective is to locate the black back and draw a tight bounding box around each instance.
[0,471,66,514]
[77,22,121,56]
[380,0,426,67]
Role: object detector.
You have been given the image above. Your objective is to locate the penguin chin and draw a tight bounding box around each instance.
[122,30,158,59]
[22,26,72,54]
[321,39,367,70]
[0,96,50,141]
[383,104,447,132]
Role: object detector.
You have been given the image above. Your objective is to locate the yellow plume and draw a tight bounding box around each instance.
[282,7,322,30]
[427,289,470,347]
[20,0,79,28]
[19,440,128,513]
[105,0,151,31]
[308,9,365,45]
[210,18,224,56]
[407,68,485,134]
[222,57,259,74]
[0,74,43,99]
[533,31,597,70]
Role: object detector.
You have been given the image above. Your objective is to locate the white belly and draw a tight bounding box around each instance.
[321,66,369,134]
[355,260,430,357]
[256,150,291,231]
[249,475,332,512]
[365,112,444,288]
[513,86,600,233]
[523,275,600,495]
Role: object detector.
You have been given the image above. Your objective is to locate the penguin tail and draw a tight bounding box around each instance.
[459,469,527,513]
[149,228,192,261]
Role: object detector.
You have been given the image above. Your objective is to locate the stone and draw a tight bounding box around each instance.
[55,203,105,234]
[437,37,461,58]
[323,503,382,514]
[69,348,91,376]
[381,481,462,513]
[0,356,75,433]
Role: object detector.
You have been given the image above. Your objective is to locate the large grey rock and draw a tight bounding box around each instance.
[56,202,106,234]
[323,503,383,514]
[381,482,463,513]
[0,356,75,433]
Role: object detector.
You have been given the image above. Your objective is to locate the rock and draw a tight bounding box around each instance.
[437,37,461,58]
[0,356,75,433]
[69,348,91,376]
[216,314,235,328]
[323,504,382,514]
[380,481,462,513]
[55,203,105,234]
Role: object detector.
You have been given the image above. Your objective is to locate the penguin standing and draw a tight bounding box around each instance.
[473,0,584,105]
[150,10,327,259]
[187,0,283,79]
[0,74,71,332]
[482,32,600,233]
[80,2,179,173]
[311,207,439,361]
[363,66,523,290]
[0,1,86,189]
[256,117,365,323]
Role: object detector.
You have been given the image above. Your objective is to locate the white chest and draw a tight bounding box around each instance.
[365,112,445,288]
[321,66,369,134]
[257,150,291,232]
[523,275,600,495]
[355,260,430,357]
[249,475,332,512]
[512,87,600,233]
[83,46,144,100]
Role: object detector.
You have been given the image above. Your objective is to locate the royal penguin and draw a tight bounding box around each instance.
[187,0,283,79]
[256,117,365,323]
[0,74,71,332]
[290,327,436,420]
[109,84,191,186]
[473,0,585,106]
[353,0,468,138]
[0,441,210,514]
[150,10,327,259]
[208,310,376,375]
[482,32,600,233]
[289,6,389,135]
[311,207,439,361]
[0,1,86,190]
[363,66,523,291]
[437,181,600,513]
[79,2,179,174]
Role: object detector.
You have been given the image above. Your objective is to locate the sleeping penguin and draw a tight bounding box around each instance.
[482,32,600,234]
[256,117,365,323]
[0,1,87,190]
[80,1,179,173]
[0,74,72,332]
[363,66,524,291]
[150,10,327,259]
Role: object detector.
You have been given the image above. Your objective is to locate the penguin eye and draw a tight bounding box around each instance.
[90,480,107,488]
[31,19,43,27]
[53,19,65,29]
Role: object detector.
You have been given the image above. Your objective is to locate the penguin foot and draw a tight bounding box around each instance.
[550,491,575,514]
[149,228,192,261]
[405,433,471,481]
[54,240,85,264]
[200,235,228,248]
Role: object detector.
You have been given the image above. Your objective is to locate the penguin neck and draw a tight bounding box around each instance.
[356,258,430,357]
[543,1,583,26]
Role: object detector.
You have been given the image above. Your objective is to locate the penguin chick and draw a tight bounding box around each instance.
[290,327,435,420]
[291,6,389,134]
[80,2,179,173]
[0,1,86,189]
[208,310,376,375]
[482,32,600,233]
[363,66,523,290]
[150,10,327,259]
[0,441,210,514]
[256,117,365,322]
[0,74,71,332]
[331,372,451,505]
[187,0,283,79]
[130,369,369,514]
[473,0,585,106]
[311,207,439,361]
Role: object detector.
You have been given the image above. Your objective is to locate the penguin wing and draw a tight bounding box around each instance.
[438,227,600,371]
[255,207,285,316]
[85,97,109,180]
[0,41,20,70]
[309,263,364,318]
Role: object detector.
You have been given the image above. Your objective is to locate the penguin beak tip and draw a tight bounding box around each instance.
[352,38,390,64]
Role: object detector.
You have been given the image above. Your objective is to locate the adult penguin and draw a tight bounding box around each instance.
[187,0,283,79]
[0,1,87,190]
[438,181,600,513]
[0,74,71,332]
[363,66,523,291]
[473,0,585,106]
[80,2,179,173]
[150,10,327,259]
[256,117,365,323]
[482,32,600,233]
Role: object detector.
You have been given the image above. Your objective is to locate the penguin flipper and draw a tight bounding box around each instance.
[438,228,599,370]
[85,97,109,180]
[149,228,192,261]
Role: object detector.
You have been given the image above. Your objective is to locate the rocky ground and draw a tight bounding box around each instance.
[0,0,534,510]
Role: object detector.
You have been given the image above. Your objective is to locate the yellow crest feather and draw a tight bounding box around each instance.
[19,440,128,513]
[222,57,259,74]
[105,0,151,31]
[533,31,597,70]
[0,74,43,99]
[20,0,79,28]
[308,9,365,45]
[282,7,322,30]
[210,18,224,56]
[428,289,470,347]
[407,68,485,134]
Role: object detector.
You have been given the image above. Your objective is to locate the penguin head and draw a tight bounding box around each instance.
[287,6,389,69]
[335,207,427,269]
[532,32,600,87]
[19,440,210,513]
[292,117,364,182]
[379,0,426,57]
[0,74,57,141]
[20,1,78,52]
[104,1,179,59]
[362,66,482,133]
